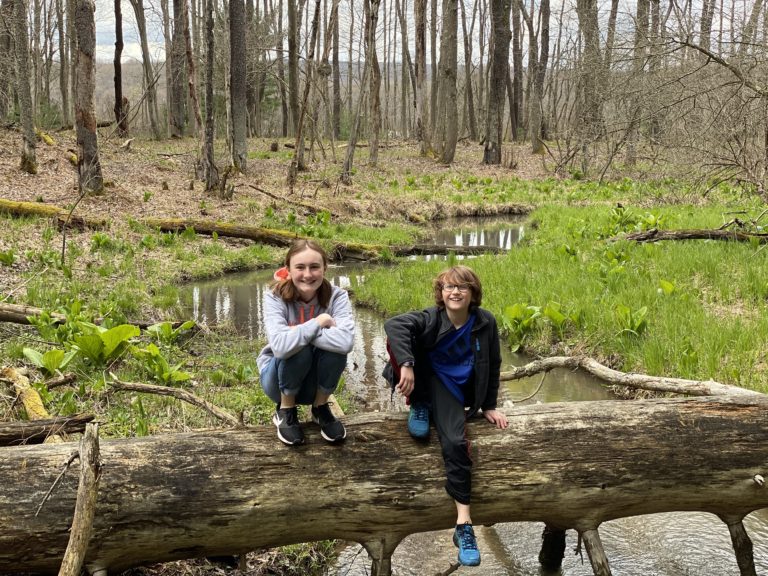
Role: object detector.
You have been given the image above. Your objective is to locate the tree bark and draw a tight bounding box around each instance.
[73,0,102,194]
[56,0,69,127]
[229,0,248,171]
[199,0,218,191]
[14,0,38,174]
[460,0,477,141]
[113,0,127,137]
[170,0,188,137]
[483,0,511,164]
[413,0,429,155]
[435,0,458,164]
[0,414,94,447]
[366,0,382,166]
[2,396,768,574]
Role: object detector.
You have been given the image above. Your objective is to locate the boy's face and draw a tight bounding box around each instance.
[440,279,472,314]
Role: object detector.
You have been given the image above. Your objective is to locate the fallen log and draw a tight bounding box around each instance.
[142,218,506,260]
[0,414,93,446]
[2,395,768,575]
[0,302,192,330]
[620,228,768,244]
[0,199,107,230]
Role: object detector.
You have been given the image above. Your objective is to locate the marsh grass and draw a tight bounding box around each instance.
[356,203,768,392]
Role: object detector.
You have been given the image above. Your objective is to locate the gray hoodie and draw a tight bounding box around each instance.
[256,284,355,373]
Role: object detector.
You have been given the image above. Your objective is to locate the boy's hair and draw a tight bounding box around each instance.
[433,265,483,308]
[272,239,333,307]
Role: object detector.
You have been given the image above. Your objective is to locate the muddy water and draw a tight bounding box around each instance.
[180,218,768,575]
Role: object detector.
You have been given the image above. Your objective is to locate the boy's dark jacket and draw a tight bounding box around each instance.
[383,306,502,412]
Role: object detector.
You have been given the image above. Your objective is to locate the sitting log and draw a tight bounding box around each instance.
[1,396,767,576]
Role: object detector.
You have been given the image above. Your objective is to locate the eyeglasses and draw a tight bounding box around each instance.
[443,283,470,293]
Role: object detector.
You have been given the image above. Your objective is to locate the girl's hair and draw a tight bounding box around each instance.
[272,239,333,307]
[433,265,483,308]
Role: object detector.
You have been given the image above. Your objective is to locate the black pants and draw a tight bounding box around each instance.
[429,375,473,505]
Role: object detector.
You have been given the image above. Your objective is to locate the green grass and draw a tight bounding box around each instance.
[356,203,768,392]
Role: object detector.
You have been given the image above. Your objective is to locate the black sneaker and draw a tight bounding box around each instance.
[273,406,304,446]
[311,403,347,443]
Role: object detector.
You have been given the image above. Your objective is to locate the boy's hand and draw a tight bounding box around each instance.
[315,313,336,328]
[483,409,508,429]
[396,366,415,396]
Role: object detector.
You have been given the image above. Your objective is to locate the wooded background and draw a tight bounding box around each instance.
[1,0,767,193]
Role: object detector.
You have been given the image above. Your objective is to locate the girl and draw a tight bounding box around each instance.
[257,240,355,446]
[384,265,508,566]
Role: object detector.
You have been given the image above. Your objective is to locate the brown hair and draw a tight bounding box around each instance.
[433,265,483,308]
[272,239,333,307]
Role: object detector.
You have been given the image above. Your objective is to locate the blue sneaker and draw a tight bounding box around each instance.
[407,403,430,439]
[453,522,481,566]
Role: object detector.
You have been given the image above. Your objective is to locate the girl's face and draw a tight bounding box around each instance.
[288,248,326,301]
[440,278,472,314]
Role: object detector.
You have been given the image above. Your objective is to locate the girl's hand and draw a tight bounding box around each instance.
[315,313,336,328]
[483,409,508,429]
[397,366,415,397]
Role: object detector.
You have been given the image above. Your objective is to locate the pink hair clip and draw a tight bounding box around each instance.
[274,266,289,281]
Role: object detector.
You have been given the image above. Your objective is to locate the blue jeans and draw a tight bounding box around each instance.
[260,346,347,405]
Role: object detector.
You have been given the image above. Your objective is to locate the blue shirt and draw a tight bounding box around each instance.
[429,314,476,403]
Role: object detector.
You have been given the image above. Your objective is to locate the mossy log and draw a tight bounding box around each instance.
[0,199,107,230]
[1,396,768,575]
[621,228,768,244]
[143,218,506,260]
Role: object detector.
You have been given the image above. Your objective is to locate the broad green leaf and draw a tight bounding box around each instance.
[42,349,65,374]
[74,334,105,364]
[23,348,45,369]
[101,324,141,360]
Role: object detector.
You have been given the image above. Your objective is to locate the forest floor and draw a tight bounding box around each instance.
[0,126,548,298]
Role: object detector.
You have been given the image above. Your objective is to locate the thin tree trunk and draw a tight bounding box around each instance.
[56,0,69,126]
[603,0,618,70]
[429,0,437,133]
[340,0,379,184]
[413,0,429,154]
[113,0,127,137]
[170,0,187,137]
[14,0,37,174]
[73,0,102,193]
[331,0,340,138]
[366,0,381,166]
[129,0,161,138]
[199,0,218,191]
[183,0,202,136]
[229,0,247,171]
[511,0,522,140]
[276,0,288,137]
[460,0,477,141]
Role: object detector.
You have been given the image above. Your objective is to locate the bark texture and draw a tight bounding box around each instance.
[1,396,768,574]
[14,0,37,174]
[73,0,103,193]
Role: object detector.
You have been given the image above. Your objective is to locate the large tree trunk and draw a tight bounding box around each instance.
[434,0,458,164]
[229,0,247,171]
[2,396,768,575]
[73,0,102,194]
[483,0,511,164]
[13,0,37,174]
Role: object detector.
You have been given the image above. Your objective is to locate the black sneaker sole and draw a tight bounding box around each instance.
[273,413,304,446]
[319,427,346,443]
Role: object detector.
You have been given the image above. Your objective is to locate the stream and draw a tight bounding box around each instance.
[180,217,768,575]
